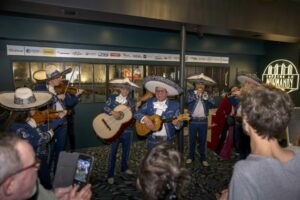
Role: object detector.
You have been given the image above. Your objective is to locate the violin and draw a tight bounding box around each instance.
[32,109,60,124]
[54,84,88,96]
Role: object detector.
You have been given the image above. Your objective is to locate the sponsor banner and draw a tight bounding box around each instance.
[25,46,43,56]
[7,45,229,64]
[262,59,299,93]
[56,48,73,57]
[7,45,25,55]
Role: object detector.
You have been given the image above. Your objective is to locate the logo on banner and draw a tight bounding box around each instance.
[42,48,55,56]
[262,59,299,93]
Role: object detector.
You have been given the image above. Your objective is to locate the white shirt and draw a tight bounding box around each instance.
[153,100,168,137]
[116,94,127,105]
[192,99,205,118]
[47,85,64,111]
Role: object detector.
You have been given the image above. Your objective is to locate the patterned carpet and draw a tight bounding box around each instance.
[76,136,238,200]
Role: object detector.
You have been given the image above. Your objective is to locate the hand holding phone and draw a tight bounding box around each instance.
[73,154,94,190]
[53,151,94,191]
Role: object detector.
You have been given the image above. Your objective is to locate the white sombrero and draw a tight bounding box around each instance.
[144,76,183,96]
[109,78,140,90]
[0,87,52,111]
[237,72,262,85]
[187,73,216,85]
[33,65,72,81]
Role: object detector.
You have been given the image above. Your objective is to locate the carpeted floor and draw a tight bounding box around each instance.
[76,136,238,200]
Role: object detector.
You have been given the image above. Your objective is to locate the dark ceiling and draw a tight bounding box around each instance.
[1,0,300,43]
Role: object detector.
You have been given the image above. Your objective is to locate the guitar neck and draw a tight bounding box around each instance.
[161,117,177,123]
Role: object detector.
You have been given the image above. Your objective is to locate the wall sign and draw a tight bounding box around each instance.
[7,45,229,64]
[262,59,299,93]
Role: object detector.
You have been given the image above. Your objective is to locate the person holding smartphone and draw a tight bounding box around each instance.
[0,134,92,200]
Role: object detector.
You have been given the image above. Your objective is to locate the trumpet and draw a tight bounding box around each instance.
[201,91,209,100]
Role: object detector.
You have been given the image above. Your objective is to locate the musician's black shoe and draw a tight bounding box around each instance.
[107,177,114,184]
[125,169,134,175]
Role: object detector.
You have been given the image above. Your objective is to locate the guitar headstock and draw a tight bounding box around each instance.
[176,113,190,121]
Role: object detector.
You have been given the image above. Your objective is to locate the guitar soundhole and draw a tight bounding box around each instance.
[117,112,124,120]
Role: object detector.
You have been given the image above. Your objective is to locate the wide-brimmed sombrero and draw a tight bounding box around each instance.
[237,72,262,85]
[0,87,52,111]
[144,76,183,96]
[109,78,140,90]
[33,65,72,81]
[187,73,216,85]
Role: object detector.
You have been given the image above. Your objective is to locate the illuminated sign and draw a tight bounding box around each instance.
[262,59,299,93]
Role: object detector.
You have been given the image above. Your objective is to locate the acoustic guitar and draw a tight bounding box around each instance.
[136,113,190,136]
[93,91,154,143]
[93,105,133,143]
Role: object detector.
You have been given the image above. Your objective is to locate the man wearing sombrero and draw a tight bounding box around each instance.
[134,76,183,150]
[35,65,83,171]
[0,87,66,189]
[186,73,215,167]
[235,72,262,160]
[103,78,139,185]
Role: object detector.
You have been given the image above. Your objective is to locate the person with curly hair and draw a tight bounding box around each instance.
[220,84,300,200]
[137,142,191,200]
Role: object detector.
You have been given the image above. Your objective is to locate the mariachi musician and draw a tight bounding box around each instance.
[134,76,183,150]
[34,65,84,171]
[102,78,140,185]
[185,73,215,167]
[0,87,66,189]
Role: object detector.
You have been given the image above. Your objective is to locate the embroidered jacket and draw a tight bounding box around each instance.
[134,97,181,142]
[186,89,215,117]
[10,118,63,157]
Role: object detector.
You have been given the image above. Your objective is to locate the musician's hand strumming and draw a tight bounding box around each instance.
[172,118,179,126]
[143,117,154,130]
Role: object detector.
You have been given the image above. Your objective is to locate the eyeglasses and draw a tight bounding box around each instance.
[0,158,40,186]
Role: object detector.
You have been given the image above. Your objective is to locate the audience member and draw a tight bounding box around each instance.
[0,134,92,200]
[137,142,191,200]
[235,73,261,159]
[221,84,300,200]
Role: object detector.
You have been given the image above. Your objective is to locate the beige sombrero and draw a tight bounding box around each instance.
[144,76,183,96]
[109,78,140,90]
[0,87,52,111]
[237,72,262,85]
[187,73,216,85]
[33,65,72,81]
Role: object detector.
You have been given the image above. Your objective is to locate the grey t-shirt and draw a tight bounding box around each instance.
[228,148,300,200]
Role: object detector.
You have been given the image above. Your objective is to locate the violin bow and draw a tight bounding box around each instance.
[63,67,76,95]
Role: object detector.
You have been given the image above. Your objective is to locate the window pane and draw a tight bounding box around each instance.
[146,65,176,80]
[64,63,80,84]
[79,64,93,103]
[13,62,31,88]
[133,65,144,99]
[94,64,106,102]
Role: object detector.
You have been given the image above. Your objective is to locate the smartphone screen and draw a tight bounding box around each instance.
[73,154,94,189]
